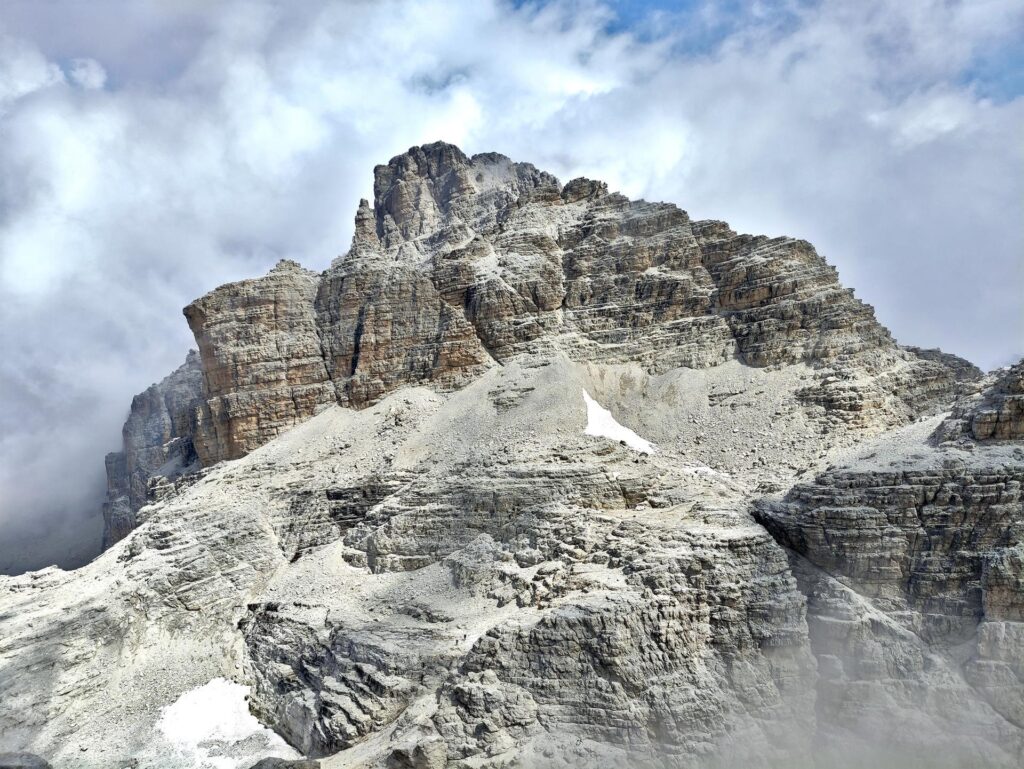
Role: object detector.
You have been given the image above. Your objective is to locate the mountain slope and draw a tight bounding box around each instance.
[1,143,1019,769]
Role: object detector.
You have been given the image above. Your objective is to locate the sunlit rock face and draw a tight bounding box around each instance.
[16,143,1018,769]
[183,260,338,465]
[113,141,961,481]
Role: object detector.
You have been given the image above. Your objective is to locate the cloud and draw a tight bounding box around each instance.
[0,0,1021,572]
[68,57,107,90]
[0,34,64,106]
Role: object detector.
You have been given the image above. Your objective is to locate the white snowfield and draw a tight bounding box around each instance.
[582,389,657,454]
[150,678,298,769]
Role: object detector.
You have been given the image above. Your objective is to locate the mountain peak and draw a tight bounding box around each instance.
[8,144,1018,769]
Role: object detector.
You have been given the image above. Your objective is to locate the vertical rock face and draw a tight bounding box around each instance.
[931,361,1024,443]
[101,351,204,547]
[755,367,1024,765]
[967,362,1024,440]
[183,260,338,463]
[315,260,492,408]
[761,464,1023,642]
[758,459,1024,765]
[351,142,903,383]
[157,142,964,470]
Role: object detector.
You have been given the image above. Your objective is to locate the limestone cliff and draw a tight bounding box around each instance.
[183,260,337,464]
[29,143,1015,769]
[108,142,965,484]
[757,422,1024,763]
[101,350,204,547]
[934,361,1024,442]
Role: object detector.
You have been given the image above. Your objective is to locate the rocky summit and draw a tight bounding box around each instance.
[1,142,1021,769]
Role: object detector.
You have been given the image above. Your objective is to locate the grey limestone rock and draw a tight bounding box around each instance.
[184,259,338,464]
[246,759,320,769]
[932,361,1024,444]
[0,754,51,769]
[756,440,1024,765]
[133,142,966,472]
[14,143,1018,769]
[101,350,204,547]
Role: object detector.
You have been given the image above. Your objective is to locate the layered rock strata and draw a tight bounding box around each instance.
[756,371,1024,765]
[935,361,1024,442]
[232,363,821,769]
[184,260,338,463]
[101,351,204,546]
[104,142,967,518]
[17,142,1013,769]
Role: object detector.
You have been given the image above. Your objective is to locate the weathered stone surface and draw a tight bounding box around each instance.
[760,463,1024,641]
[903,345,984,382]
[430,519,815,768]
[235,366,818,767]
[933,361,1024,444]
[787,558,1024,767]
[101,350,204,547]
[970,363,1024,440]
[157,142,964,474]
[247,757,320,768]
[184,259,337,463]
[694,221,885,365]
[0,754,51,769]
[315,261,492,408]
[243,608,422,756]
[13,143,1018,769]
[756,441,1024,765]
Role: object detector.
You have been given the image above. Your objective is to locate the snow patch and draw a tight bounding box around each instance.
[582,390,657,453]
[152,678,299,769]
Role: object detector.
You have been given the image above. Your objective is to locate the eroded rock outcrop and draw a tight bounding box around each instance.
[233,366,819,768]
[125,142,964,475]
[101,350,204,546]
[935,361,1024,443]
[904,345,984,382]
[15,143,1016,769]
[756,389,1024,766]
[184,260,338,463]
